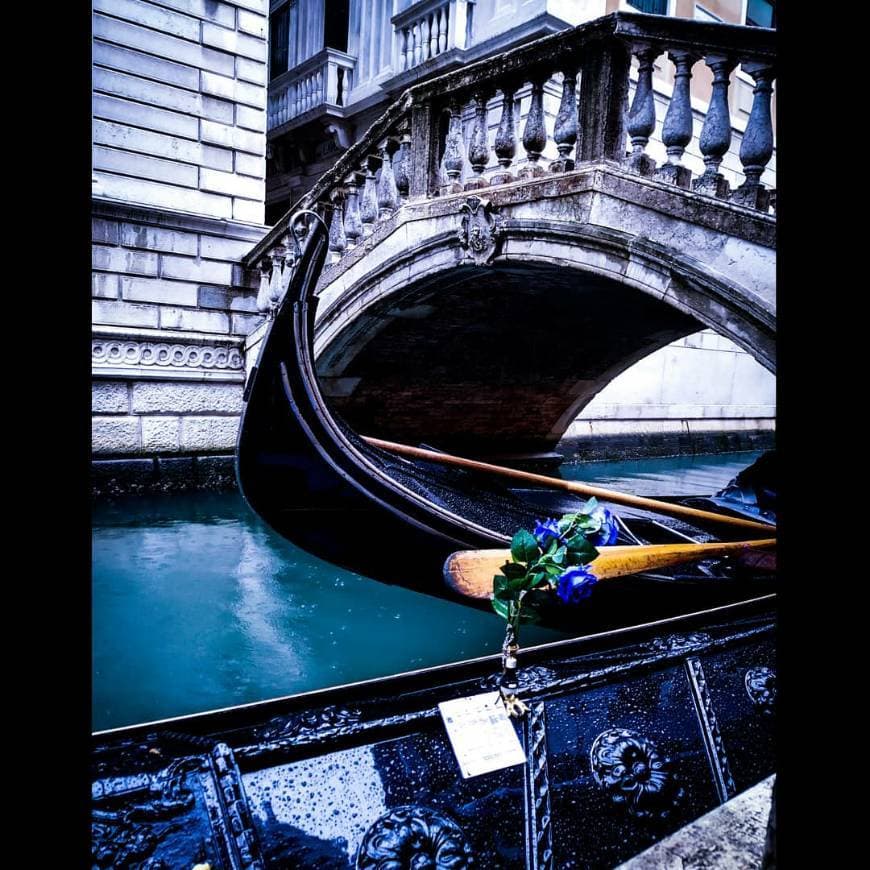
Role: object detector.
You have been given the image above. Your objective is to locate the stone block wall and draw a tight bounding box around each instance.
[93,0,268,224]
[560,329,776,460]
[92,202,266,476]
[92,1,270,491]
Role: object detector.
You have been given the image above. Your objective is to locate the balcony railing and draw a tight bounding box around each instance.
[267,48,356,132]
[248,11,775,302]
[391,0,473,75]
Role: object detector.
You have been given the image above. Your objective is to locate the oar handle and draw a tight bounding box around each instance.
[364,436,775,535]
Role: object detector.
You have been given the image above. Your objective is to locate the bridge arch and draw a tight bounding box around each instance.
[312,217,775,456]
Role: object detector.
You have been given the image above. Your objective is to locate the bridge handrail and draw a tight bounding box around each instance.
[245,10,775,301]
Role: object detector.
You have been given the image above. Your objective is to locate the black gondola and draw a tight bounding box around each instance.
[91,594,776,869]
[235,213,775,632]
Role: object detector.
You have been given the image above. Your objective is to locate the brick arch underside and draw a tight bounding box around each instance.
[315,262,705,456]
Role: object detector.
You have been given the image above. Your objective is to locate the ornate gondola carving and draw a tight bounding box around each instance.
[686,657,737,802]
[745,666,776,713]
[526,702,554,870]
[261,704,363,740]
[480,665,558,695]
[91,757,202,867]
[643,632,713,654]
[590,728,685,820]
[356,805,474,869]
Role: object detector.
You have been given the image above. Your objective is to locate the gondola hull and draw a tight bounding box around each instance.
[91,596,776,869]
[235,218,775,630]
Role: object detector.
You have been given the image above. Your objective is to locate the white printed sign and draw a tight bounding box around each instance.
[438,692,527,779]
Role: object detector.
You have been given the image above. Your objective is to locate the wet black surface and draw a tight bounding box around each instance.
[92,598,776,869]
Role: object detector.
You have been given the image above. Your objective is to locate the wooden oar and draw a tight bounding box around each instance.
[444,539,777,600]
[363,436,775,534]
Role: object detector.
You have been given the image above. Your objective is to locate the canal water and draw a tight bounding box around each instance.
[92,450,763,731]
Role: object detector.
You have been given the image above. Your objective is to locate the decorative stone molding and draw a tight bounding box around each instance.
[456,196,503,265]
[92,328,245,382]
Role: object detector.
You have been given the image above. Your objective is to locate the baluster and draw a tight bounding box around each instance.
[421,16,431,62]
[377,140,400,219]
[626,46,660,176]
[429,13,437,58]
[343,174,363,248]
[328,194,347,262]
[438,7,447,54]
[655,50,698,189]
[465,90,491,190]
[693,55,737,198]
[413,22,422,66]
[360,157,379,236]
[293,82,299,117]
[402,29,410,71]
[492,85,517,185]
[441,98,466,194]
[267,246,286,310]
[395,132,412,201]
[256,258,272,313]
[550,68,578,173]
[519,77,547,180]
[731,63,775,211]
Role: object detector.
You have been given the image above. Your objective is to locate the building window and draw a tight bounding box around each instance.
[269,4,290,80]
[746,0,775,27]
[626,0,668,14]
[324,0,349,53]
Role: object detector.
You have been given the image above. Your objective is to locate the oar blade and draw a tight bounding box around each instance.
[443,540,776,601]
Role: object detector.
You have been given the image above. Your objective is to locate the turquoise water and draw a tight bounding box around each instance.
[92,450,762,731]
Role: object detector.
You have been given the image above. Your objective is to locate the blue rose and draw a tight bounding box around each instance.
[534,518,564,548]
[591,507,619,546]
[556,565,598,604]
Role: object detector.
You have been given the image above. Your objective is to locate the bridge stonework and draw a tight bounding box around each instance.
[302,166,774,455]
[245,11,776,462]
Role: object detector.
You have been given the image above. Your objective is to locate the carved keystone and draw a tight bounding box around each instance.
[456,196,503,265]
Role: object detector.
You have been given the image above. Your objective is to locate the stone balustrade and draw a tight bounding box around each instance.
[248,11,775,301]
[267,48,356,131]
[392,0,472,74]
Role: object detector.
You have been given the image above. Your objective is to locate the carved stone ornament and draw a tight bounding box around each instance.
[356,805,474,869]
[745,666,776,714]
[456,196,503,265]
[92,340,243,371]
[590,728,685,820]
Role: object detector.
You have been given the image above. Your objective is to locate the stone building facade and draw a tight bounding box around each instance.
[92,0,271,491]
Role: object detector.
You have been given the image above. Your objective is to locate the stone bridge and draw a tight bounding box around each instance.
[244,11,775,458]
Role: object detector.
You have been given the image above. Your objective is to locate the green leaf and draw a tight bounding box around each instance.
[583,496,598,514]
[553,545,567,565]
[567,534,598,562]
[500,561,526,580]
[491,597,510,620]
[511,529,539,563]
